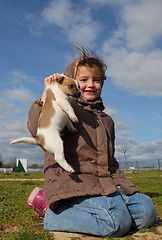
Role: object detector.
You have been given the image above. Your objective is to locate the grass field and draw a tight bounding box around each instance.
[0,170,161,239]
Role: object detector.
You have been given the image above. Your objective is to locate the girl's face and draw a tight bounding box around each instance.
[75,65,102,101]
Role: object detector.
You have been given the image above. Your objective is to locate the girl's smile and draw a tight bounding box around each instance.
[76,65,102,101]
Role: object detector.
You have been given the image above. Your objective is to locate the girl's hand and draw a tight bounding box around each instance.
[44,73,61,88]
[41,73,62,102]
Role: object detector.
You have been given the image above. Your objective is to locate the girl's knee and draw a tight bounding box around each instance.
[102,219,132,237]
[135,194,158,229]
[100,209,132,237]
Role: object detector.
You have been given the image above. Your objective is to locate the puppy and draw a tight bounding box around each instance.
[10,74,81,173]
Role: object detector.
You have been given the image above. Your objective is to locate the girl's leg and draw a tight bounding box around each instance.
[44,192,132,237]
[120,191,158,229]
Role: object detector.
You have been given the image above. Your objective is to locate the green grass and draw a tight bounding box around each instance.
[0,171,44,179]
[0,170,161,239]
[125,170,162,217]
[0,177,52,239]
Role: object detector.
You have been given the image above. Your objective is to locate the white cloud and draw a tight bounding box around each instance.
[1,99,160,165]
[0,97,25,120]
[40,0,101,46]
[0,118,44,166]
[115,135,162,162]
[0,98,14,119]
[0,88,34,164]
[105,108,162,162]
[0,121,28,144]
[10,71,41,87]
[127,139,162,162]
[68,22,100,46]
[152,111,162,119]
[105,106,119,119]
[41,0,72,27]
[25,0,162,97]
[123,0,162,50]
[85,0,130,7]
[105,106,162,162]
[1,87,34,105]
[104,48,162,97]
[102,0,162,97]
[105,106,131,132]
[11,71,28,80]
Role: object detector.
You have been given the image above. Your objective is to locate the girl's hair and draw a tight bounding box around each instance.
[72,44,107,85]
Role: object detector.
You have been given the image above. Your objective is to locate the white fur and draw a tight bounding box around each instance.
[10,76,80,173]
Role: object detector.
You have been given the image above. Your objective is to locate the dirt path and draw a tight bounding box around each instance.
[51,224,162,240]
[0,178,44,181]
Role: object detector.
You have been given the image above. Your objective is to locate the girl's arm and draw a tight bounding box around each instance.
[27,99,43,137]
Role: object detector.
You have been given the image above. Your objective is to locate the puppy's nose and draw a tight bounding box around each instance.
[74,91,81,98]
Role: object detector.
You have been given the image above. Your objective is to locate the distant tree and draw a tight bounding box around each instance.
[9,156,17,168]
[29,163,40,169]
[3,162,10,168]
[117,142,130,171]
[0,154,3,167]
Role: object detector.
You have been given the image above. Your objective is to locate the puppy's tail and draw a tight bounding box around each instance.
[10,137,37,145]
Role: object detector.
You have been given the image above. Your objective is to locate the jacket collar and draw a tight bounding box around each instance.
[76,97,105,113]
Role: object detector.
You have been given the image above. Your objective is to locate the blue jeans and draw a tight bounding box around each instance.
[44,190,157,237]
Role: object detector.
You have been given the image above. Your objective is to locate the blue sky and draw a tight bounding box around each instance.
[0,0,162,166]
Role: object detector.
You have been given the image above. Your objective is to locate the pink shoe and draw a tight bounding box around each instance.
[27,187,47,219]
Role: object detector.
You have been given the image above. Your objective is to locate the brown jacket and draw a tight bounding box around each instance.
[27,97,138,208]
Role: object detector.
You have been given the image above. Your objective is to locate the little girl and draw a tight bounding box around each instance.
[27,45,157,237]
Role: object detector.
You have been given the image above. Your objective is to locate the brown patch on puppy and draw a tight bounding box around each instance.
[56,75,65,83]
[39,89,55,128]
[57,77,79,97]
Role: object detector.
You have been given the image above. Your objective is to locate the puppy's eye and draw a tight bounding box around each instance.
[69,84,74,89]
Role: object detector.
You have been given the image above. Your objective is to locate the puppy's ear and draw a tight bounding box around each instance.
[56,75,65,83]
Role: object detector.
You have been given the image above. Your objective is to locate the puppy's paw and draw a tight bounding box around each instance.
[70,115,78,123]
[66,165,75,173]
[69,168,75,173]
